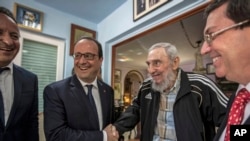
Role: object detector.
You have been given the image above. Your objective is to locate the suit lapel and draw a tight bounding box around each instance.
[69,76,87,108]
[97,80,109,128]
[244,116,250,123]
[214,93,236,140]
[70,76,99,128]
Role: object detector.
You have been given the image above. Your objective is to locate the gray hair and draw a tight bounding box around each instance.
[148,42,178,62]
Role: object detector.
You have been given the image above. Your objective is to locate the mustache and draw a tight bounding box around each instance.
[0,42,15,50]
[151,69,176,93]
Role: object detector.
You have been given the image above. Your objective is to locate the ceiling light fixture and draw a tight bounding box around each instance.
[180,20,202,48]
[180,20,206,74]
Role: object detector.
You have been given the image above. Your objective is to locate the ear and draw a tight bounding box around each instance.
[99,57,103,62]
[98,57,103,67]
[172,57,180,70]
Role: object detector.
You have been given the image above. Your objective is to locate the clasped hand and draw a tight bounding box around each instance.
[104,124,119,141]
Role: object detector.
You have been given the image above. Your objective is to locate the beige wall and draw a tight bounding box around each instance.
[39,113,45,141]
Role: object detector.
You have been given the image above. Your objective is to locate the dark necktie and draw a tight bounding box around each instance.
[0,67,9,124]
[86,85,99,127]
[224,88,250,141]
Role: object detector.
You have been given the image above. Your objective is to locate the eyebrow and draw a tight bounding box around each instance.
[146,59,161,64]
[204,27,212,34]
[10,31,20,36]
[204,23,223,34]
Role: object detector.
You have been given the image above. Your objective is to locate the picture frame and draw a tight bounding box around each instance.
[70,24,96,55]
[13,3,43,32]
[114,99,120,107]
[206,63,215,74]
[114,69,121,82]
[133,0,170,21]
[114,82,121,100]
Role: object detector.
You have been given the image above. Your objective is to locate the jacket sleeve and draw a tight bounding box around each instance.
[200,78,229,127]
[26,74,39,141]
[113,89,141,135]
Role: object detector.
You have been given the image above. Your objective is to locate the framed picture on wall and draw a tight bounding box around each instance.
[133,0,170,21]
[70,24,96,55]
[13,3,43,32]
[114,82,121,100]
[114,69,121,82]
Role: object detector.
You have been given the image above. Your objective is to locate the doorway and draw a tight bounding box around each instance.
[123,70,144,108]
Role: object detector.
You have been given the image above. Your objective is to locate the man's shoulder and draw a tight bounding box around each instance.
[185,72,214,84]
[47,76,71,87]
[97,80,113,90]
[181,71,219,91]
[13,64,37,78]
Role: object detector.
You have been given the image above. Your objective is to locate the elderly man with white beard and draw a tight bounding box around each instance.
[114,42,228,141]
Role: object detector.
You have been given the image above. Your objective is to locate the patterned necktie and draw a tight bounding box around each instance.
[224,88,250,141]
[86,85,99,126]
[0,67,9,124]
[86,85,95,107]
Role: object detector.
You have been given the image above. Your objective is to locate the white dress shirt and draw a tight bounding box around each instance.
[0,63,14,125]
[77,77,108,141]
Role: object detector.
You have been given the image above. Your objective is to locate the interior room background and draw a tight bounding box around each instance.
[1,0,211,79]
[1,0,220,114]
[2,0,230,140]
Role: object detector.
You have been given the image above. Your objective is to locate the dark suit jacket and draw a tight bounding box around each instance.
[214,92,250,141]
[0,64,39,141]
[44,75,115,141]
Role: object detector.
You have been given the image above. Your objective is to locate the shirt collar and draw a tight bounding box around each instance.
[77,76,98,88]
[238,83,250,93]
[170,68,181,93]
[1,62,13,74]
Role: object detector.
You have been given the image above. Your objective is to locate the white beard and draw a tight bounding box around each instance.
[151,69,176,93]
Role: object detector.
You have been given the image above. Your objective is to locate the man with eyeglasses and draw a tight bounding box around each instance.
[201,0,250,141]
[44,36,119,141]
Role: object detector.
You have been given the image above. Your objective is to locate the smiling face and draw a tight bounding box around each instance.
[146,47,179,92]
[73,39,103,83]
[0,13,20,67]
[201,3,250,85]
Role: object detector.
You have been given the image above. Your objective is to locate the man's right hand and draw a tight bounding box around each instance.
[104,124,119,141]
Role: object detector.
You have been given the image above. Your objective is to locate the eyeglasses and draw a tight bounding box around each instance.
[73,53,97,60]
[204,19,249,45]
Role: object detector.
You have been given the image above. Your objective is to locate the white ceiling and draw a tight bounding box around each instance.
[34,0,126,23]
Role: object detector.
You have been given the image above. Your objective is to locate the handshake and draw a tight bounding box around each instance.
[104,124,120,141]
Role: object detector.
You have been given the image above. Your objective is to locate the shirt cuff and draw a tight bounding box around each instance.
[103,130,107,141]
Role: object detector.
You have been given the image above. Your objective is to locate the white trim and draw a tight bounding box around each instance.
[13,29,65,80]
